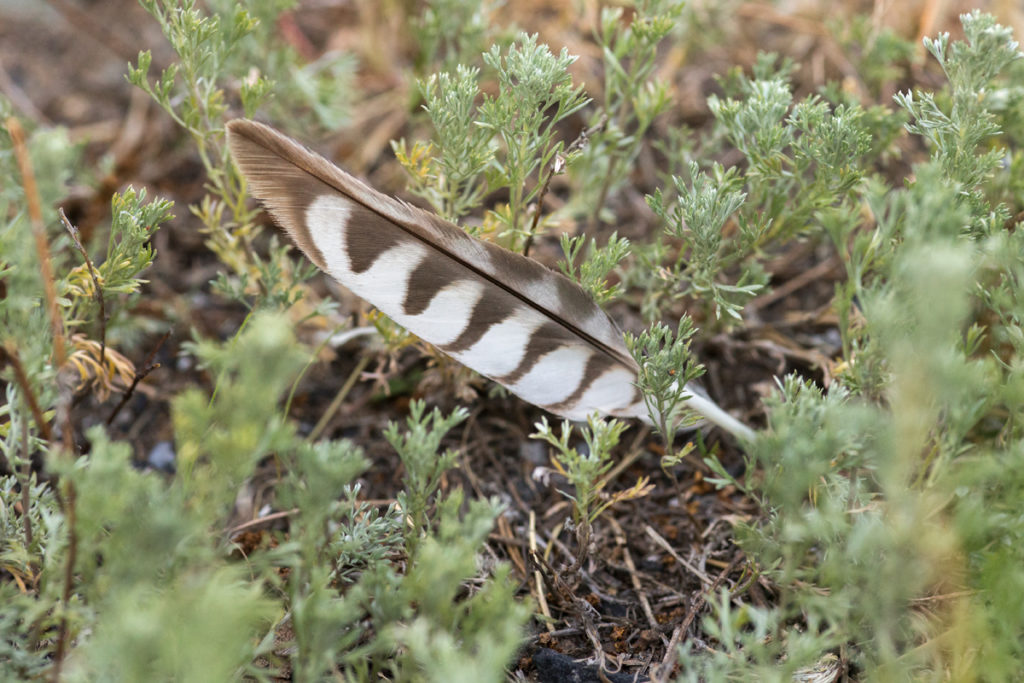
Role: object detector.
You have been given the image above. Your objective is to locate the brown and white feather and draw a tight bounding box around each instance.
[227,119,753,440]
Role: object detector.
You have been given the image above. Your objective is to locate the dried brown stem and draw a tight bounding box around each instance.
[747,254,841,312]
[8,117,82,682]
[529,509,555,633]
[608,517,659,631]
[522,160,559,258]
[522,116,605,258]
[7,117,67,368]
[43,0,140,63]
[227,507,298,538]
[652,552,744,682]
[106,331,169,426]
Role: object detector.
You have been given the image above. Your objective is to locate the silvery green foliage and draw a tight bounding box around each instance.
[398,33,588,248]
[678,14,1024,678]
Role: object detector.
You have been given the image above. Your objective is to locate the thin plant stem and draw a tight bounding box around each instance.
[20,415,33,560]
[106,330,169,426]
[309,354,371,441]
[283,321,348,418]
[521,158,558,257]
[7,117,66,368]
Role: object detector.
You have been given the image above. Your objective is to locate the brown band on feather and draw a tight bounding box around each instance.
[542,353,617,414]
[344,205,403,274]
[442,287,516,353]
[494,321,571,386]
[403,254,461,316]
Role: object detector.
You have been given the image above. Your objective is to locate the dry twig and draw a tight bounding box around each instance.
[106,330,169,426]
[652,552,743,683]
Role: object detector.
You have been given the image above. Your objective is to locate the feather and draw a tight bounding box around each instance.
[226,119,754,441]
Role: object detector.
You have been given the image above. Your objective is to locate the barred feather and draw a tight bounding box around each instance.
[227,119,753,440]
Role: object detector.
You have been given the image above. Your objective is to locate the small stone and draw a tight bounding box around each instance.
[147,441,176,473]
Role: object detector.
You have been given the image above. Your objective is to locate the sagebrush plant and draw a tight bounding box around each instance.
[383,400,467,557]
[395,32,589,249]
[531,414,651,527]
[397,7,1024,680]
[128,0,347,313]
[674,12,1024,681]
[624,317,705,462]
[570,0,685,225]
